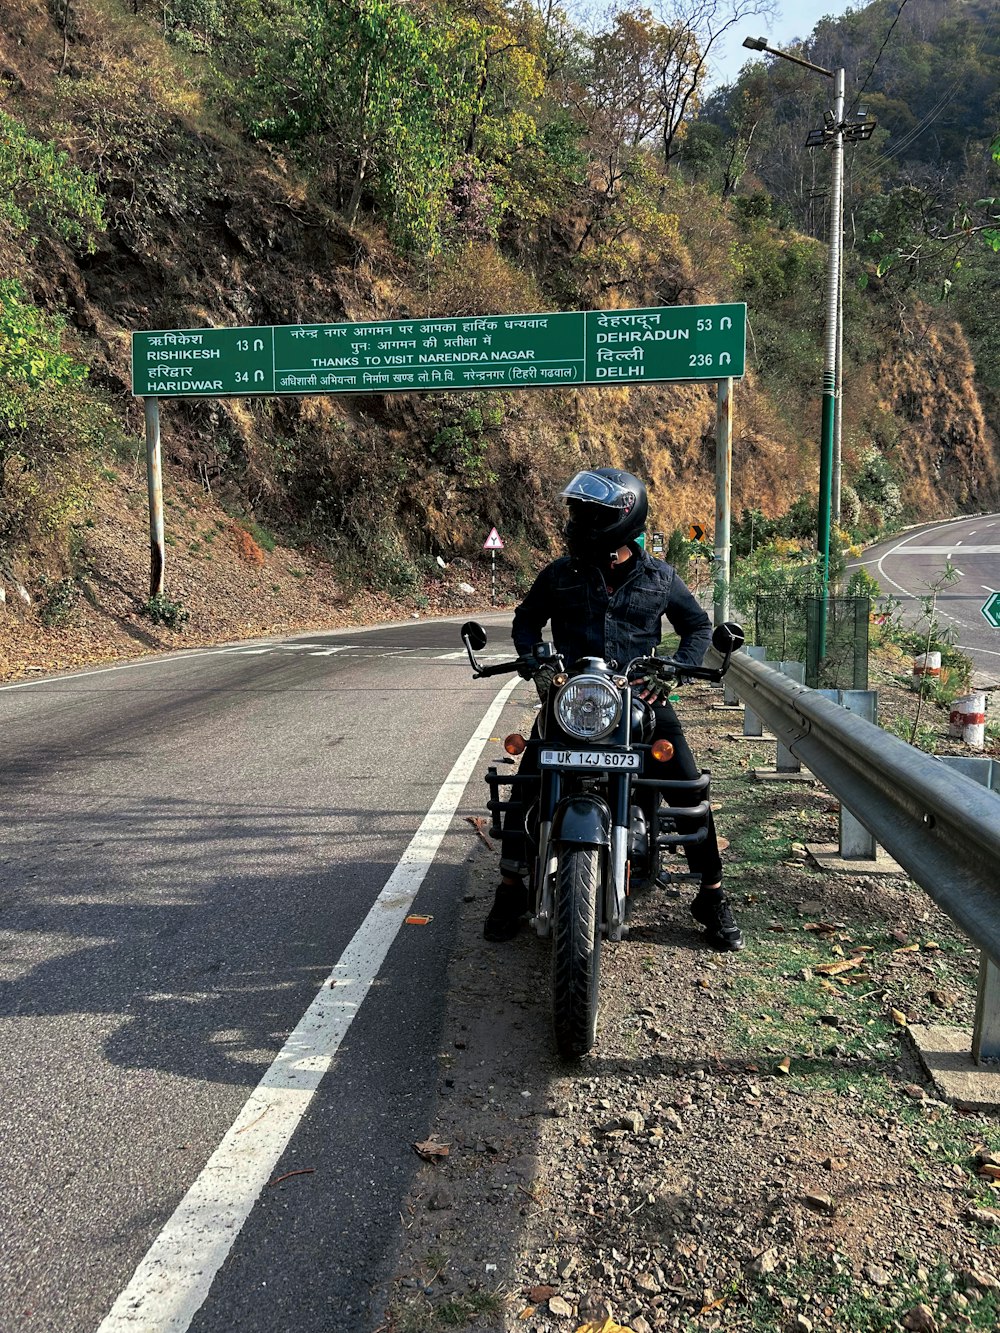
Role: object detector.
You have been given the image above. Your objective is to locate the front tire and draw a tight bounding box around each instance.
[551,843,603,1060]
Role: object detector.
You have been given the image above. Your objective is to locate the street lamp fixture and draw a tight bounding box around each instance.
[741,35,834,78]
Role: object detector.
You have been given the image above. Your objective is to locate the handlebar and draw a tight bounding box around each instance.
[626,655,725,685]
[471,654,724,684]
[462,618,743,685]
[472,658,530,678]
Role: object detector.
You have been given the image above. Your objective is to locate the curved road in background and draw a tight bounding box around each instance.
[0,612,524,1333]
[845,512,1000,685]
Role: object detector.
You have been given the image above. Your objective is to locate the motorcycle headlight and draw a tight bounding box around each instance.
[553,674,622,740]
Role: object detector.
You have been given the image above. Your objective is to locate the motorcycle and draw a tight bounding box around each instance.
[461,619,745,1059]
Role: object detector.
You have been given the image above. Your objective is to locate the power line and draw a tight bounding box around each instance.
[848,0,913,118]
[849,0,999,189]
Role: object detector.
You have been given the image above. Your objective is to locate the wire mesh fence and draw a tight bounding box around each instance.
[745,595,870,689]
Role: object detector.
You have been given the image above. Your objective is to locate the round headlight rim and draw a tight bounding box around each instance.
[553,672,623,742]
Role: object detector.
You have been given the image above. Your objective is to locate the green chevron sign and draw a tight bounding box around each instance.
[982,591,1000,629]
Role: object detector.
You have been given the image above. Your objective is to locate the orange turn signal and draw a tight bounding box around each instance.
[504,733,527,756]
[650,739,675,763]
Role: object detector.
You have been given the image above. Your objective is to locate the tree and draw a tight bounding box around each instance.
[582,6,677,195]
[245,0,484,252]
[654,0,775,167]
[691,65,775,196]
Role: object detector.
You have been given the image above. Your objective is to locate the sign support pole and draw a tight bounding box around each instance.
[713,377,733,626]
[491,550,496,606]
[143,397,165,600]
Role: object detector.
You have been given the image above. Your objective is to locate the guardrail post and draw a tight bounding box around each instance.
[775,662,805,771]
[742,646,767,736]
[939,756,1000,1065]
[939,756,998,793]
[973,957,1000,1065]
[837,690,878,859]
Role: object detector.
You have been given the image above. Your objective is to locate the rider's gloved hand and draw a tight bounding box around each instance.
[533,663,557,702]
[631,661,674,706]
[516,653,538,681]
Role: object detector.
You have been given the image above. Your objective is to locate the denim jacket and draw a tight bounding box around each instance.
[511,543,711,671]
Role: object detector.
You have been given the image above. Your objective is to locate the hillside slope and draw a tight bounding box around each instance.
[0,1,998,681]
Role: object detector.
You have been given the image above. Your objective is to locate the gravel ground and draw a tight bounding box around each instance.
[382,680,1000,1333]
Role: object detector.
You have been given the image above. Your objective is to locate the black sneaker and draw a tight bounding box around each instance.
[483,879,529,941]
[690,889,744,951]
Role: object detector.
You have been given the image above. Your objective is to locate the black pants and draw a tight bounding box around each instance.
[499,700,723,885]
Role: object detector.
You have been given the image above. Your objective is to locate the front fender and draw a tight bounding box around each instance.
[551,794,612,848]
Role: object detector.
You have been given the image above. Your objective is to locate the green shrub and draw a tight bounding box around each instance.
[36,575,79,628]
[0,111,104,250]
[663,526,694,576]
[847,566,881,600]
[427,393,502,484]
[143,593,190,629]
[242,519,277,552]
[852,444,903,533]
[0,281,88,430]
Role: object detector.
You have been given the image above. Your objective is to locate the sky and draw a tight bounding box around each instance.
[706,1,863,88]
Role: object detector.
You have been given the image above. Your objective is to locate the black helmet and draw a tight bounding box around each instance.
[561,467,649,560]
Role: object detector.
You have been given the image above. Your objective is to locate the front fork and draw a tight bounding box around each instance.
[532,771,630,943]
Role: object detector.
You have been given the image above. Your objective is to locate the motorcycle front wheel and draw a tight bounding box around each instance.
[551,843,603,1060]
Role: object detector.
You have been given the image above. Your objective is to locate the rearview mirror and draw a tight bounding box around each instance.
[461,621,488,651]
[711,621,745,654]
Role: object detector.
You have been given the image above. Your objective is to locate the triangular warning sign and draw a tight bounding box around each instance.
[483,527,504,550]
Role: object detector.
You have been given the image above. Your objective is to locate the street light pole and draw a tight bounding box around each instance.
[817,66,845,651]
[742,37,843,658]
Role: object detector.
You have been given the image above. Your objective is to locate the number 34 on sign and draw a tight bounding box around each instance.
[483,527,504,550]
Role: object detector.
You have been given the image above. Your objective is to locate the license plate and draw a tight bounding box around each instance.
[539,748,640,770]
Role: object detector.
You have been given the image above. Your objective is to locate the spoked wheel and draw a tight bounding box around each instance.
[551,843,603,1060]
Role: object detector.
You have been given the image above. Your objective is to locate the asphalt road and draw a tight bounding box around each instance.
[845,512,1000,684]
[0,612,525,1333]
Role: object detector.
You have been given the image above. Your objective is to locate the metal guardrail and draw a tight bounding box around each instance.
[727,653,1000,978]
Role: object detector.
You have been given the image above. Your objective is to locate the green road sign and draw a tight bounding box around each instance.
[131,303,746,399]
[982,591,1000,628]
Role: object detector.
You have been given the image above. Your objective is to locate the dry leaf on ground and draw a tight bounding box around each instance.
[413,1139,450,1161]
[814,957,864,976]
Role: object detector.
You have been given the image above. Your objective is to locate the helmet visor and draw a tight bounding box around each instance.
[559,471,629,509]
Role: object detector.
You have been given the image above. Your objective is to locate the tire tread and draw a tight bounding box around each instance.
[551,844,602,1059]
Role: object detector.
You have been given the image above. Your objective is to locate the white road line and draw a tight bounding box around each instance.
[873,520,982,602]
[985,586,999,594]
[94,673,522,1333]
[0,615,496,693]
[953,569,965,577]
[890,545,1000,554]
[307,647,354,655]
[0,644,263,692]
[435,651,468,660]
